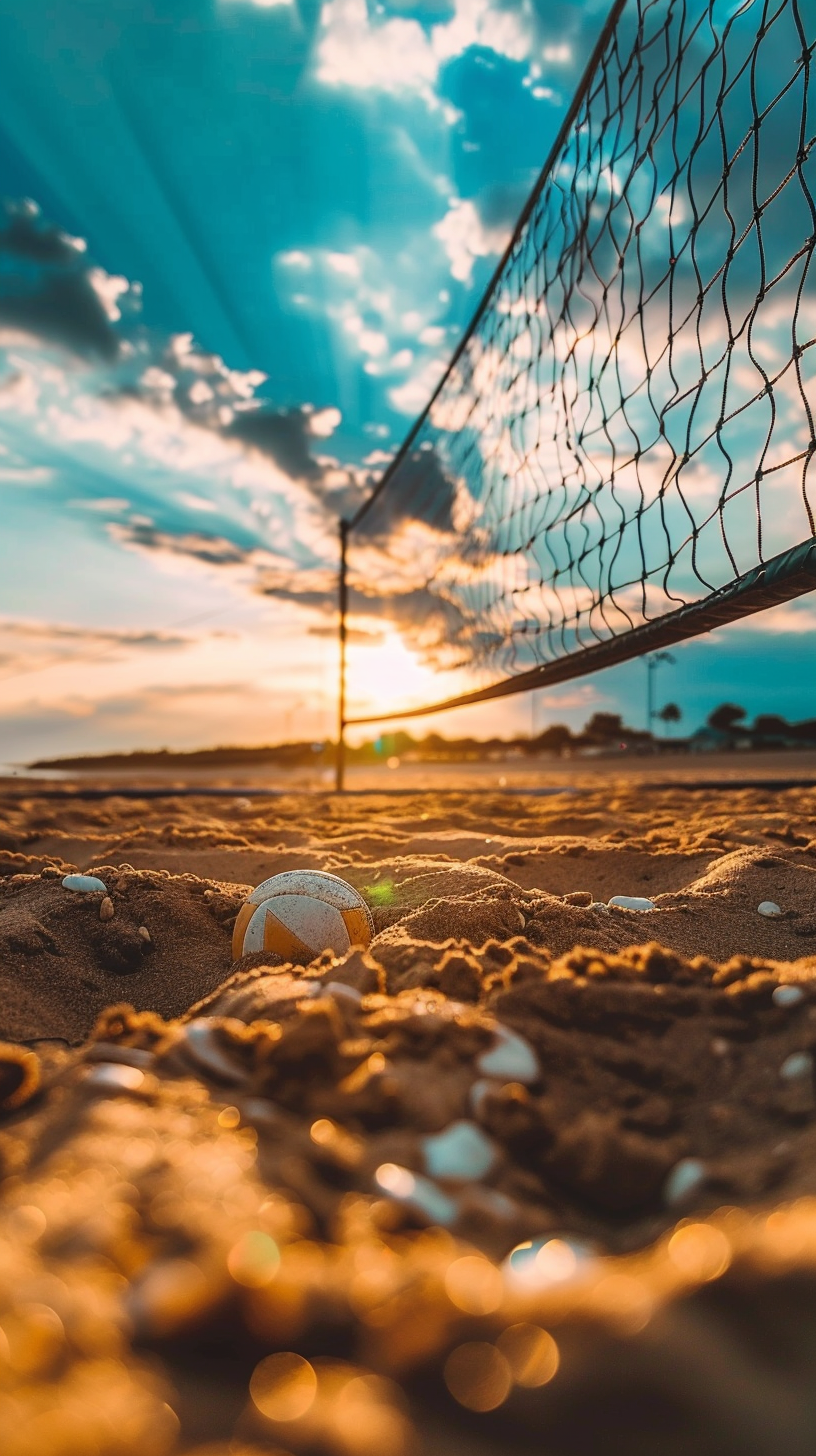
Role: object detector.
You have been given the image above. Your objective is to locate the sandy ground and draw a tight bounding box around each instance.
[2,770,816,1454]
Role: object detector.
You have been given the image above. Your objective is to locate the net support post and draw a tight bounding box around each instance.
[336,518,348,793]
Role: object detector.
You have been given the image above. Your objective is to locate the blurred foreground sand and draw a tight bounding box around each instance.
[1,770,816,1454]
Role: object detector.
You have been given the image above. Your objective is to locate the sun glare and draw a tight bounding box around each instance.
[346,629,447,719]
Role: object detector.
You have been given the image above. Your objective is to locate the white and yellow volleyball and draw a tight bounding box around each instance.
[232,869,375,964]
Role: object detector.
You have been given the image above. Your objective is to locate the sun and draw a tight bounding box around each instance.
[346,628,440,719]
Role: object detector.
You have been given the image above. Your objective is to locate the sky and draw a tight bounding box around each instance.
[0,0,814,766]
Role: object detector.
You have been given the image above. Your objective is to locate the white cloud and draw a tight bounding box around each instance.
[542,43,571,63]
[309,406,342,437]
[358,328,388,357]
[389,356,447,415]
[0,464,53,485]
[188,379,215,405]
[277,249,312,268]
[432,199,510,283]
[69,496,130,512]
[87,268,131,323]
[313,0,535,103]
[221,0,293,8]
[389,349,414,371]
[315,0,438,98]
[326,251,361,278]
[175,491,219,513]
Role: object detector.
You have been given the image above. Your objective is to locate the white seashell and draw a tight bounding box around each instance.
[374,1162,457,1225]
[477,1024,539,1083]
[423,1120,497,1181]
[663,1157,706,1207]
[772,985,804,1009]
[758,901,783,918]
[62,874,107,894]
[780,1052,812,1081]
[84,1064,145,1093]
[608,895,656,911]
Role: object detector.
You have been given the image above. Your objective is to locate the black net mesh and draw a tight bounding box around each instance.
[346,0,816,720]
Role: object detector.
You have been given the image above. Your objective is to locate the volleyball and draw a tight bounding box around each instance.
[231,869,375,964]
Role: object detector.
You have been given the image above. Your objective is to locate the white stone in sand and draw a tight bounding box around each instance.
[423,1120,497,1180]
[663,1157,706,1207]
[62,874,107,894]
[758,901,783,917]
[84,1064,145,1093]
[608,895,656,911]
[780,1051,812,1081]
[374,1162,457,1225]
[772,985,804,1009]
[477,1024,539,1083]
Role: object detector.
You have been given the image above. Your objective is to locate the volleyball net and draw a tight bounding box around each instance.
[342,0,816,732]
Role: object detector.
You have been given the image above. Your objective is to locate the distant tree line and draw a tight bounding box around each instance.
[31,702,816,772]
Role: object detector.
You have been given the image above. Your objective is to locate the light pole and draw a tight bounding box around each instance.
[646,651,675,734]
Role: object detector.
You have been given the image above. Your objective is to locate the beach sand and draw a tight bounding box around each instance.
[2,772,816,1453]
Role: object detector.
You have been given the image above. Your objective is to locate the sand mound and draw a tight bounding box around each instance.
[0,865,245,1043]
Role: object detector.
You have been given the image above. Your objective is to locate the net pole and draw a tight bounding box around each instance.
[335,519,348,793]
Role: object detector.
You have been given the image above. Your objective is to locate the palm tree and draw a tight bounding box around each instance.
[657,702,682,736]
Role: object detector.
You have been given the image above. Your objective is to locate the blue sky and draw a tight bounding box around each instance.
[0,0,814,764]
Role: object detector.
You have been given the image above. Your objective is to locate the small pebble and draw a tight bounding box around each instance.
[99,896,115,921]
[137,925,151,943]
[711,1037,731,1056]
[62,874,107,894]
[477,1024,539,1083]
[374,1163,457,1226]
[772,985,804,1009]
[780,1052,813,1081]
[84,1064,146,1093]
[758,901,782,918]
[422,1120,497,1181]
[608,895,656,911]
[663,1157,706,1207]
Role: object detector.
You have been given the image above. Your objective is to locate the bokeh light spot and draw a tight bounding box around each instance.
[497,1323,559,1387]
[227,1231,281,1288]
[444,1341,512,1412]
[250,1352,318,1421]
[444,1255,503,1314]
[668,1223,731,1281]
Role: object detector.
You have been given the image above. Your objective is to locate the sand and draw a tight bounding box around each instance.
[2,774,816,1454]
